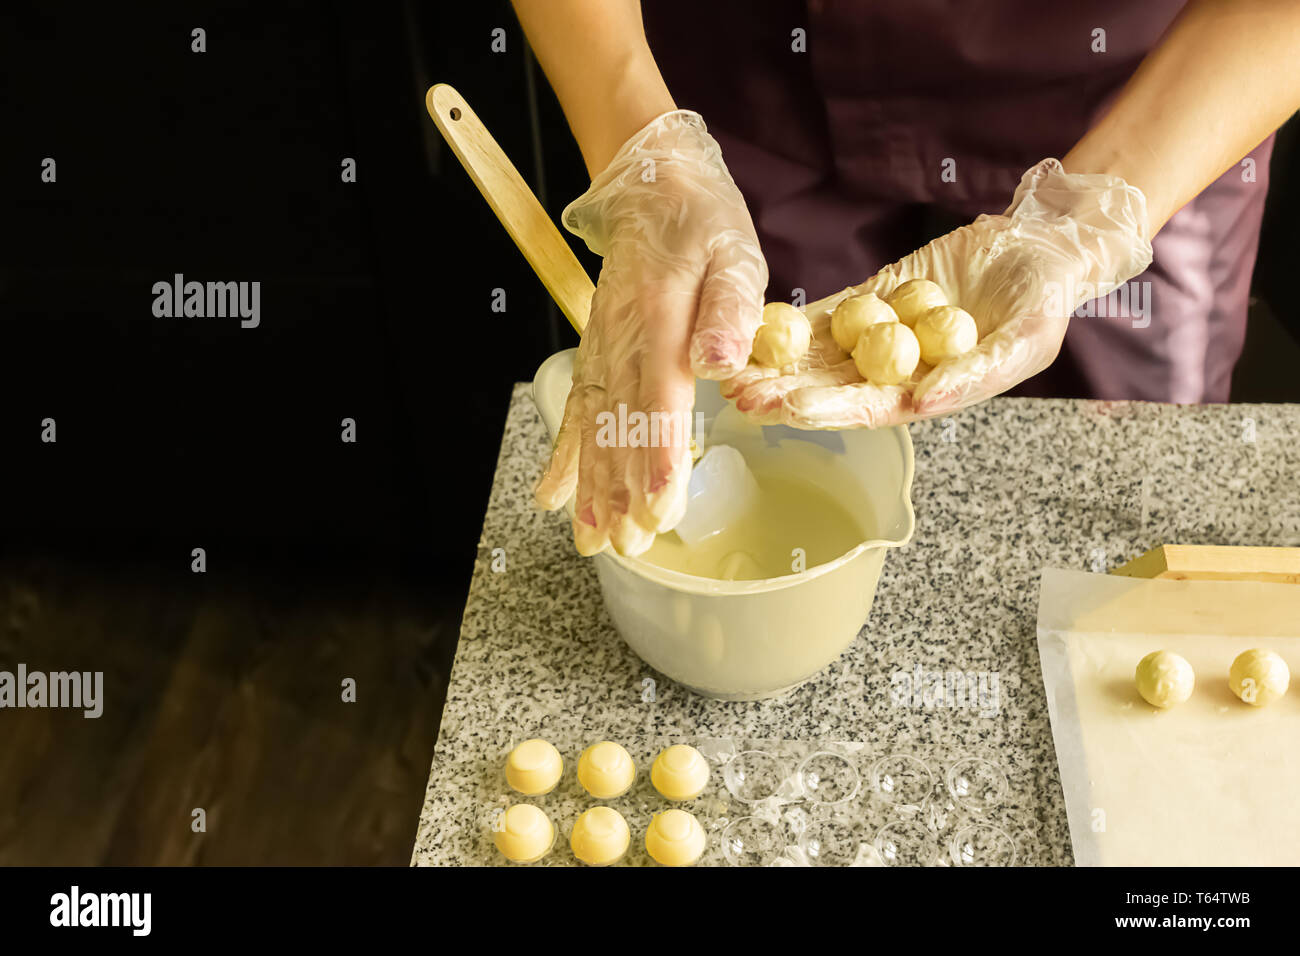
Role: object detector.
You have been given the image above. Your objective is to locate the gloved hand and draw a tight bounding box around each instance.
[533,111,767,555]
[722,158,1153,428]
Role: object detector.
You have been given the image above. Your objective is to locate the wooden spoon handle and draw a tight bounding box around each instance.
[426,83,593,334]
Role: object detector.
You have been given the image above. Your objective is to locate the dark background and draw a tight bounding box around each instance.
[1,1,1297,864]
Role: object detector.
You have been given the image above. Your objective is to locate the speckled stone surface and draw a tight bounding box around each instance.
[412,387,1300,866]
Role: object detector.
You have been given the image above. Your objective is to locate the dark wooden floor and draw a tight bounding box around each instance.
[0,553,461,866]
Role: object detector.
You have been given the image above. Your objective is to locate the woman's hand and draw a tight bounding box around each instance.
[721,159,1153,429]
[534,111,767,555]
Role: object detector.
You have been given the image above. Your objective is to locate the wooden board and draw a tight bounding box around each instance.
[1112,544,1300,585]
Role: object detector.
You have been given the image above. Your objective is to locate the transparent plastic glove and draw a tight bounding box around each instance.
[722,158,1153,428]
[533,110,767,555]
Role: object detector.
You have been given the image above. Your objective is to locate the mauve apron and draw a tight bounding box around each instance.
[643,0,1273,402]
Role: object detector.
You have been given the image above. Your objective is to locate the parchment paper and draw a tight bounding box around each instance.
[1037,569,1300,866]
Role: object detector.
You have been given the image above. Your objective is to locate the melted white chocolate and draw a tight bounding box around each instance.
[638,473,867,580]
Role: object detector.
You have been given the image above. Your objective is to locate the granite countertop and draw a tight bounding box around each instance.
[412,386,1300,866]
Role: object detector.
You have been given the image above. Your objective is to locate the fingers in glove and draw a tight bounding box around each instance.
[720,363,784,420]
[635,440,691,534]
[629,287,697,532]
[689,234,767,379]
[572,387,612,556]
[781,381,914,430]
[602,366,659,557]
[723,360,860,423]
[533,384,583,510]
[912,311,1064,416]
[612,445,659,556]
[606,441,657,556]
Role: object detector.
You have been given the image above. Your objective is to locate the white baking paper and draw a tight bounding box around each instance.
[1037,568,1300,866]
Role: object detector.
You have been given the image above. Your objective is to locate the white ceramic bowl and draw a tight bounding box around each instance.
[533,350,914,700]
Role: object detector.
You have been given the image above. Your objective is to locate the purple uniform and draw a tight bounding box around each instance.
[644,0,1272,402]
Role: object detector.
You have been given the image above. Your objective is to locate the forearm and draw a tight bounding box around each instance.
[1063,0,1300,236]
[511,0,675,177]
